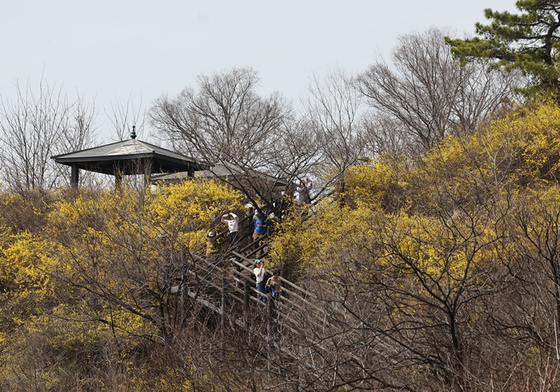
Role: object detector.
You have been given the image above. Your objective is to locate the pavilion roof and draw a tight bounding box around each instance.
[151,162,288,190]
[52,138,202,176]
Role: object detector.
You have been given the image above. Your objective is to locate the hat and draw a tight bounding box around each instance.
[253,259,262,264]
[208,231,216,238]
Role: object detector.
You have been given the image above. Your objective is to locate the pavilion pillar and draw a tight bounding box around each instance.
[144,159,153,187]
[70,164,79,188]
[115,171,123,191]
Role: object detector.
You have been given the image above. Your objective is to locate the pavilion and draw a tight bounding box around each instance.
[51,128,203,187]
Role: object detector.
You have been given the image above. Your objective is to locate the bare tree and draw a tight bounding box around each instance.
[150,67,287,167]
[500,190,560,354]
[150,67,304,216]
[0,80,96,192]
[359,112,411,157]
[304,70,366,200]
[107,94,144,141]
[358,28,520,151]
[269,116,326,203]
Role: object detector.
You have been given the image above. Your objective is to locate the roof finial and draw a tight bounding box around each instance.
[131,125,137,139]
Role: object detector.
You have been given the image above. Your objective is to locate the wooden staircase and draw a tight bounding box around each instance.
[163,214,394,390]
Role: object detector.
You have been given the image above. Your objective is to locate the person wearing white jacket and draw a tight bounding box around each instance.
[221,212,239,248]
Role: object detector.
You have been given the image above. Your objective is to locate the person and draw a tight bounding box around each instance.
[253,259,267,302]
[221,212,239,248]
[203,231,219,281]
[206,231,218,260]
[252,210,268,257]
[252,210,268,250]
[296,179,312,206]
[266,270,282,302]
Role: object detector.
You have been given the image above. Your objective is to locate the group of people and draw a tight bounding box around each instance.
[205,207,282,307]
[200,177,314,313]
[208,176,312,259]
[207,209,268,256]
[253,258,281,304]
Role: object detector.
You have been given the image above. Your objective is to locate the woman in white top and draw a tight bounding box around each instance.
[221,212,239,247]
[253,259,266,302]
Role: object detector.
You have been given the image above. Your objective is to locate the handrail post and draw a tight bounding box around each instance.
[221,276,226,355]
[243,279,250,326]
[267,291,274,336]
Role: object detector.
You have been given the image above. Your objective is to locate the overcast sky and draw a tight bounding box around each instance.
[1,0,517,141]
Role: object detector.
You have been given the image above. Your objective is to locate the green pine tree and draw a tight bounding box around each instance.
[446,0,560,95]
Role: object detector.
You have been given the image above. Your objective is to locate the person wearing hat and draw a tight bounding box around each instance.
[206,231,218,260]
[253,258,267,302]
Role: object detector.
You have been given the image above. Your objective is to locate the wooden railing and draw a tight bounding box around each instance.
[171,252,312,334]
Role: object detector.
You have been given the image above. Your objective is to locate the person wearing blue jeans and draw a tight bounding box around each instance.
[253,259,267,303]
[253,211,268,257]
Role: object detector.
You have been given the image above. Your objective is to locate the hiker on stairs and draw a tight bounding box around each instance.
[252,210,268,257]
[253,258,267,303]
[221,212,239,249]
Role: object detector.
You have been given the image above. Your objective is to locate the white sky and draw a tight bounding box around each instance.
[1,0,517,141]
